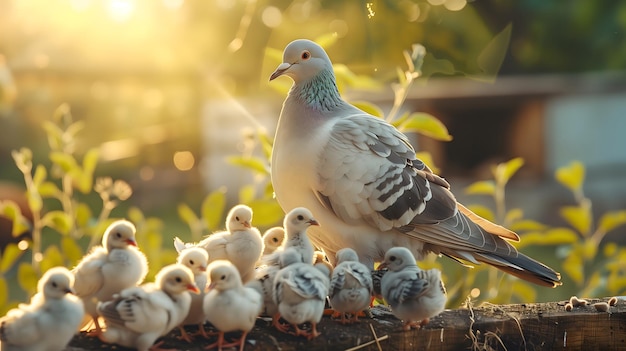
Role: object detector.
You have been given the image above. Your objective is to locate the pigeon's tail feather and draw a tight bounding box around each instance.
[474,252,562,288]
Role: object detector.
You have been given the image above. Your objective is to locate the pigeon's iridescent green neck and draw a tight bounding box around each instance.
[291,68,343,113]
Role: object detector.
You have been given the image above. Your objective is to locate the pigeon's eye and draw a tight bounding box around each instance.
[175,277,182,283]
[297,215,304,221]
[389,256,396,262]
[220,275,226,280]
[301,51,311,60]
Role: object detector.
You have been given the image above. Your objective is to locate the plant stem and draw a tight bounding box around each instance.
[22,171,43,274]
[385,73,414,123]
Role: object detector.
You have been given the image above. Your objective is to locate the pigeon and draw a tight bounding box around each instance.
[203,260,262,351]
[72,220,148,334]
[0,267,84,351]
[97,264,199,351]
[259,207,318,267]
[272,247,330,340]
[174,204,263,284]
[379,247,446,331]
[175,247,209,341]
[261,226,285,256]
[269,39,561,287]
[329,248,373,324]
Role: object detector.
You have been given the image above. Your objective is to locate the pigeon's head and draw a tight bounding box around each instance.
[380,247,418,272]
[40,267,75,299]
[270,39,333,83]
[227,204,253,232]
[262,226,285,252]
[157,264,200,295]
[283,207,319,236]
[206,260,242,291]
[335,247,359,265]
[104,220,137,251]
[177,247,208,275]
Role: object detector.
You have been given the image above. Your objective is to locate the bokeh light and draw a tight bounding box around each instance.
[173,151,195,171]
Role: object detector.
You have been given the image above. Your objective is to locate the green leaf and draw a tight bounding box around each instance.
[510,279,536,303]
[516,227,579,248]
[64,120,85,139]
[493,157,524,185]
[464,180,496,196]
[555,161,585,193]
[562,251,583,286]
[238,185,256,205]
[258,131,274,160]
[178,203,199,229]
[41,121,64,151]
[598,210,626,235]
[247,199,284,227]
[49,152,79,173]
[398,112,453,141]
[27,187,43,213]
[351,101,384,118]
[474,23,512,81]
[127,206,145,225]
[314,33,338,49]
[61,237,84,265]
[0,243,25,273]
[38,181,61,198]
[82,148,100,176]
[201,188,227,232]
[560,205,592,236]
[422,53,456,78]
[226,156,269,175]
[40,246,65,273]
[464,205,495,223]
[0,200,30,237]
[504,208,523,227]
[32,164,47,187]
[0,278,7,310]
[508,219,547,233]
[41,211,73,235]
[17,262,38,294]
[75,202,93,228]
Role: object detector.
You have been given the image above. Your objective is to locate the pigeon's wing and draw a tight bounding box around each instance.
[385,270,429,305]
[72,247,107,297]
[99,289,169,333]
[329,267,346,298]
[289,265,329,300]
[345,262,374,293]
[317,113,457,232]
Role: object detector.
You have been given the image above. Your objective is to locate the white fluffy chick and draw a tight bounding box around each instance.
[259,207,318,267]
[97,264,199,351]
[203,260,262,351]
[72,220,148,335]
[380,247,447,331]
[0,267,84,351]
[175,204,263,284]
[261,226,285,256]
[329,248,373,324]
[175,247,209,342]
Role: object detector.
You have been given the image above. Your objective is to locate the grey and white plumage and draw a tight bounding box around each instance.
[72,220,148,334]
[97,264,199,351]
[174,204,263,284]
[272,247,330,340]
[175,247,209,341]
[269,39,561,287]
[380,247,446,331]
[203,260,262,351]
[0,267,84,351]
[329,248,373,324]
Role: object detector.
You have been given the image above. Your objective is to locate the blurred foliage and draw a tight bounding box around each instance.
[0,105,176,316]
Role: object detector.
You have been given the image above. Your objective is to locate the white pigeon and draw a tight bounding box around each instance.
[379,247,446,331]
[260,207,318,267]
[174,204,263,284]
[269,39,561,287]
[261,226,285,256]
[0,267,84,351]
[97,264,199,351]
[272,247,330,340]
[203,260,262,351]
[329,248,373,324]
[72,219,148,334]
[175,247,209,341]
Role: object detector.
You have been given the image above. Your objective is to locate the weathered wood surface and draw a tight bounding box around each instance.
[66,297,625,351]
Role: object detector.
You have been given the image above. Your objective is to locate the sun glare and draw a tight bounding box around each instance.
[107,0,135,22]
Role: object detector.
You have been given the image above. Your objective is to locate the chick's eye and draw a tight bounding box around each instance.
[389,256,396,262]
[189,260,194,265]
[220,275,226,280]
[235,216,240,221]
[51,282,58,288]
[115,232,122,238]
[272,238,279,243]
[297,215,304,221]
[301,51,311,60]
[175,277,182,283]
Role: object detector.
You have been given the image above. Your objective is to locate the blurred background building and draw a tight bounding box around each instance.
[0,0,625,236]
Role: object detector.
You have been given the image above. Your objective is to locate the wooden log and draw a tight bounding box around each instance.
[65,297,625,351]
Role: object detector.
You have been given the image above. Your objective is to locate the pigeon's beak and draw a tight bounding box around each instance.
[187,283,200,294]
[270,62,292,81]
[308,219,320,226]
[125,239,137,247]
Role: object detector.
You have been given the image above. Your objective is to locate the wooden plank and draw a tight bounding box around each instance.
[65,297,625,351]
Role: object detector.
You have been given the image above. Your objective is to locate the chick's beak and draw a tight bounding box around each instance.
[377,261,389,270]
[65,287,76,295]
[308,219,320,226]
[243,221,251,228]
[269,62,292,81]
[125,239,137,247]
[205,281,217,292]
[187,283,200,294]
